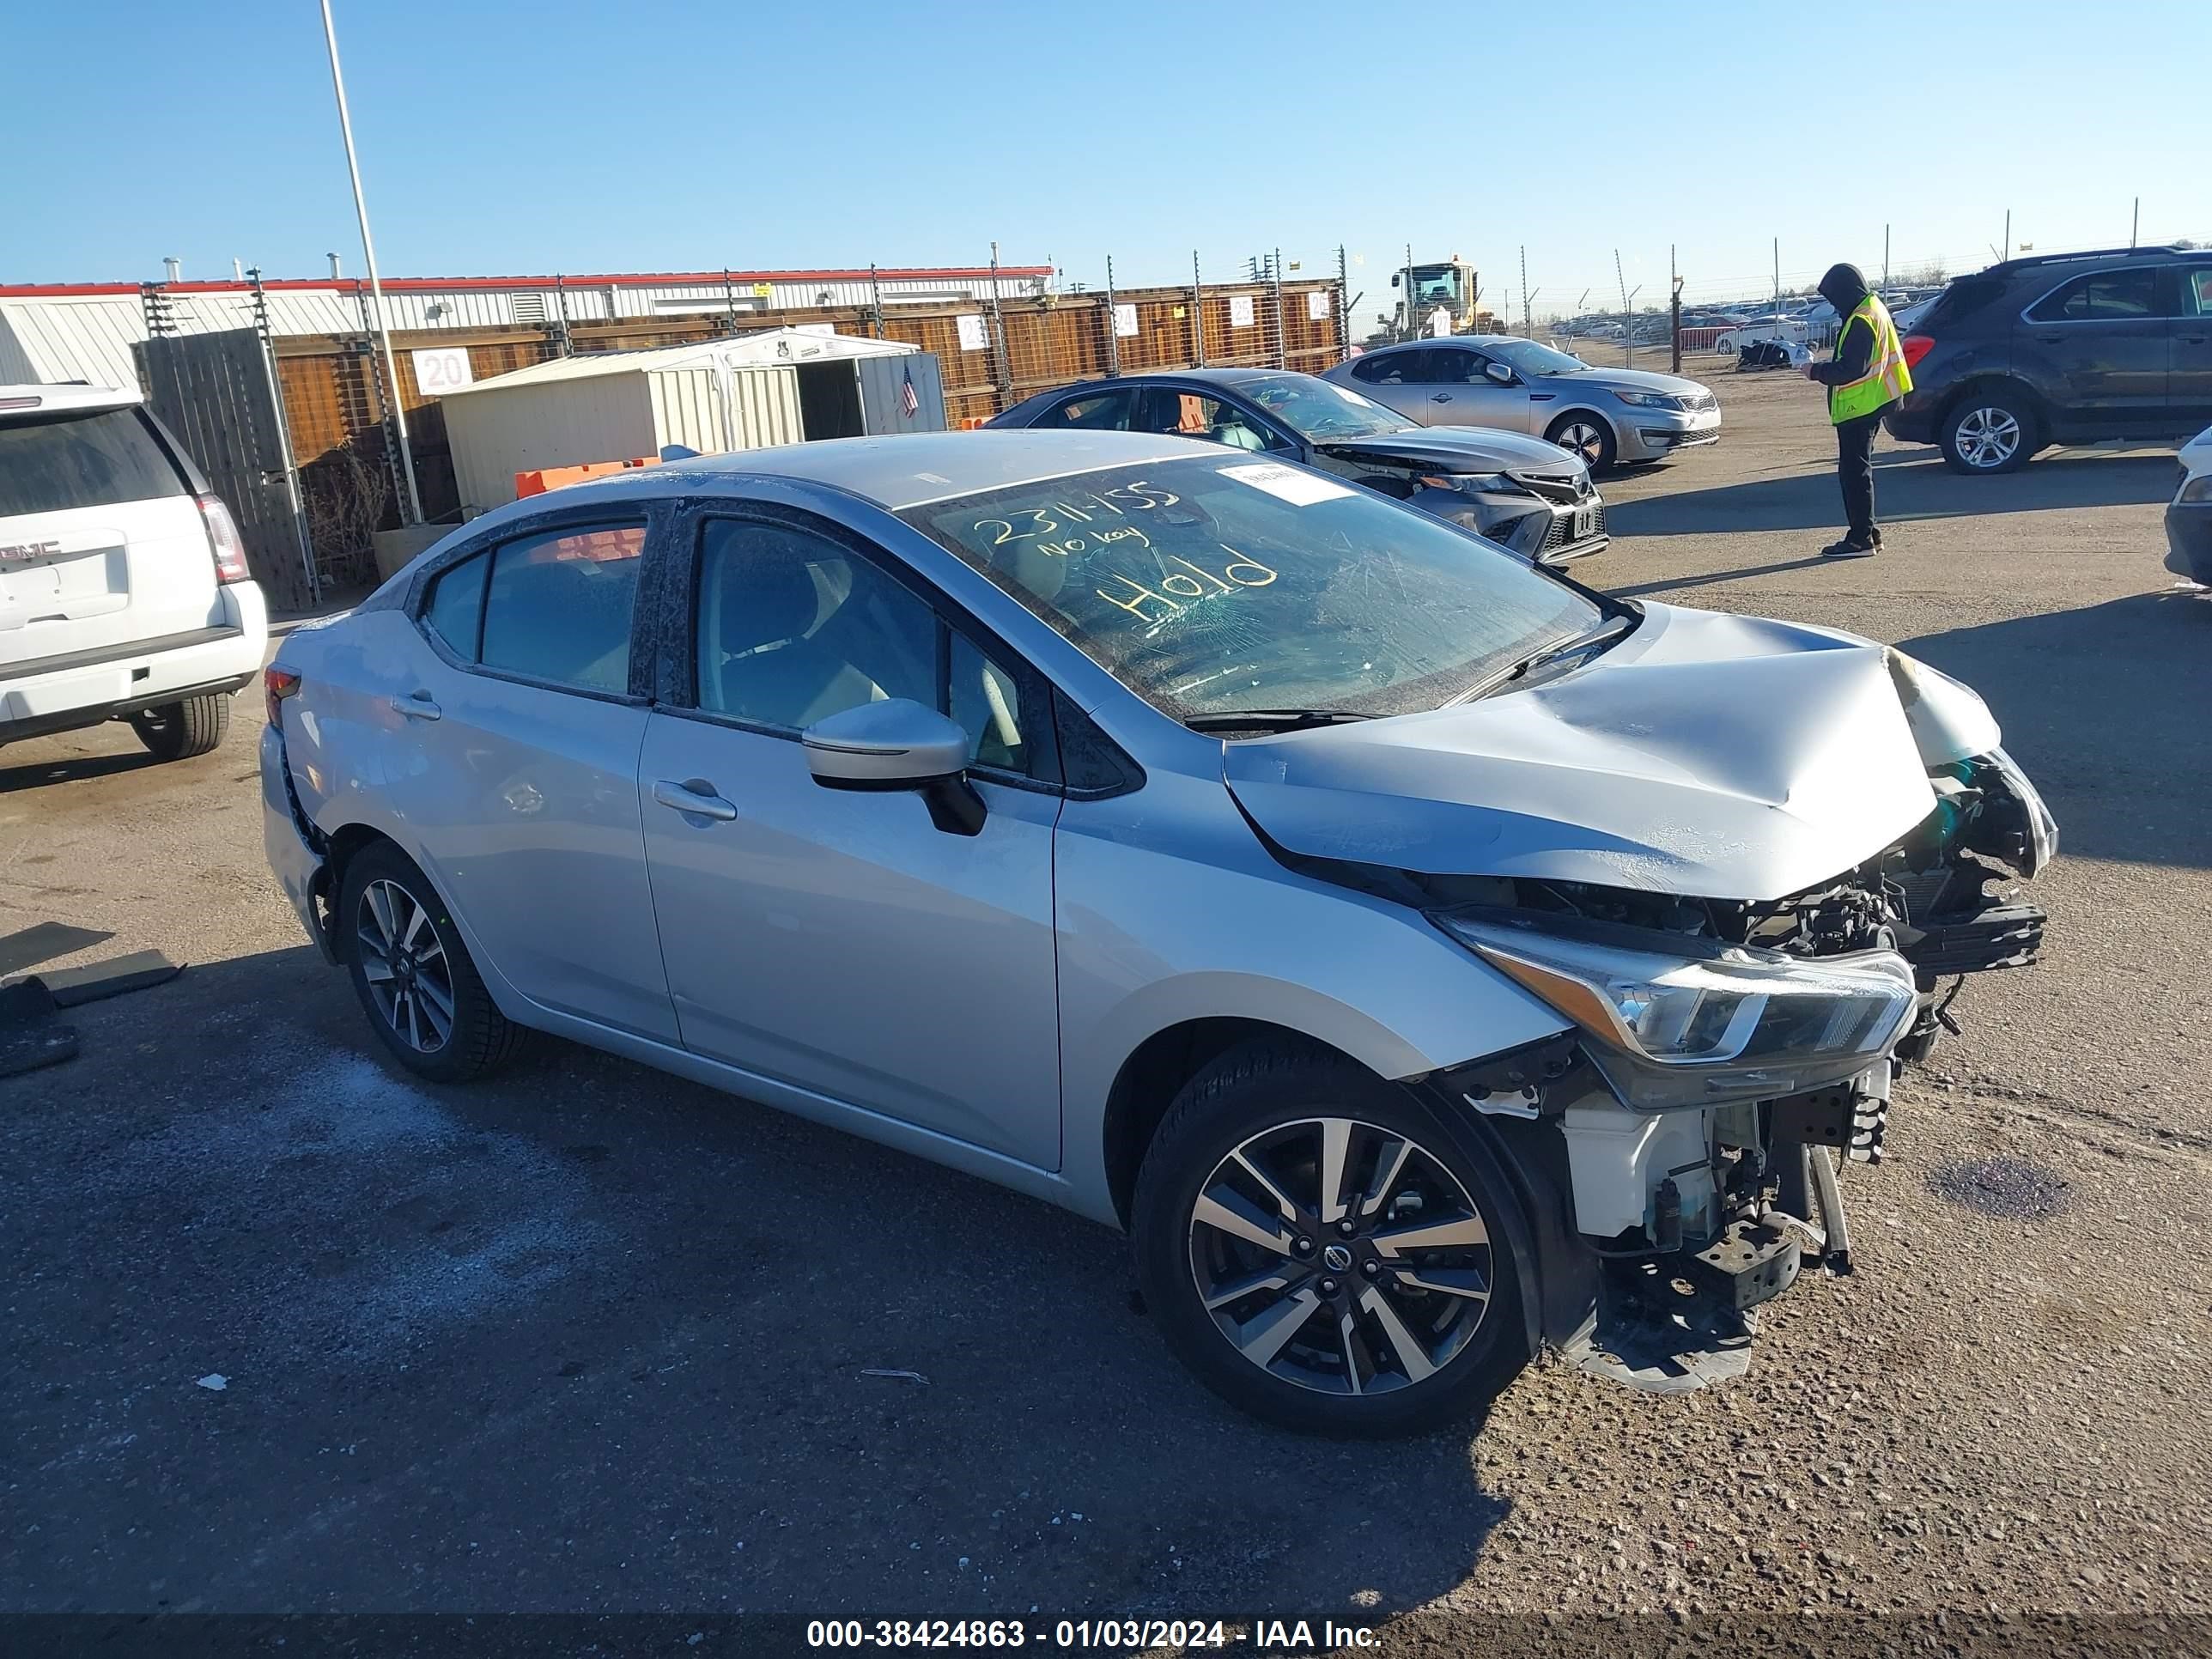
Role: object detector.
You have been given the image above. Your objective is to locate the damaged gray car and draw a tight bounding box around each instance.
[261,431,2055,1435]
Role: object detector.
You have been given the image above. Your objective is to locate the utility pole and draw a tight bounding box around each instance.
[2004,209,2011,258]
[1103,254,1121,377]
[1270,246,1285,369]
[1616,251,1632,368]
[1669,245,1680,374]
[319,0,421,526]
[2131,197,2140,248]
[1403,242,1414,339]
[1882,224,1890,293]
[1191,249,1206,366]
[986,240,1012,409]
[1335,245,1350,358]
[1519,246,1528,337]
[1772,237,1780,316]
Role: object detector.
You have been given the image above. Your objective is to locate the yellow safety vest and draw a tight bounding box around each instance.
[1829,294,1911,423]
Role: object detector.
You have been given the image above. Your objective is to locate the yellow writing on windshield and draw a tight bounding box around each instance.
[1095,547,1278,625]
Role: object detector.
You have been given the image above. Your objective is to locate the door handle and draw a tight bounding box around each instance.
[391,692,441,720]
[1431,392,1453,403]
[2181,333,2209,345]
[653,778,738,822]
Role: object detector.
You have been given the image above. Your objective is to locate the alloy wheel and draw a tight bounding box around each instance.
[1554,421,1607,465]
[1954,406,2021,469]
[1187,1116,1495,1396]
[355,878,455,1054]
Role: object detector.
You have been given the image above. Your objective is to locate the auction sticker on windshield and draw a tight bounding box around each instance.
[1218,462,1355,507]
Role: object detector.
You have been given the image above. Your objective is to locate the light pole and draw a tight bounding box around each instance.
[320,0,422,525]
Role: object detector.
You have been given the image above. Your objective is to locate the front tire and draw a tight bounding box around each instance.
[339,842,526,1084]
[1133,1041,1527,1437]
[129,693,228,761]
[1939,392,2037,474]
[1546,411,1618,471]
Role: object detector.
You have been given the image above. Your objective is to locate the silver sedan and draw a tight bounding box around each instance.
[1323,336,1721,468]
[261,430,2051,1436]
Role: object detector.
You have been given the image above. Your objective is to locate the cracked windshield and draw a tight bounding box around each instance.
[907,456,1600,720]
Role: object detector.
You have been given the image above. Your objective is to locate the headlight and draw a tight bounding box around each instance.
[1979,745,2058,876]
[1418,472,1516,495]
[2179,473,2212,504]
[1611,390,1683,410]
[1433,910,1918,1110]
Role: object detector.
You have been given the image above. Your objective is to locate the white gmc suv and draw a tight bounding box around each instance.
[1,385,268,761]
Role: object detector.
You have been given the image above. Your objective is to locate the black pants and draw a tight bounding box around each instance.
[1835,409,1884,544]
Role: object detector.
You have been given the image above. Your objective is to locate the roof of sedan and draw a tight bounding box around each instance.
[552,430,1227,513]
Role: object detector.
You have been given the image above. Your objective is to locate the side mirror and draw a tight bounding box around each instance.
[1484,362,1516,386]
[801,699,986,836]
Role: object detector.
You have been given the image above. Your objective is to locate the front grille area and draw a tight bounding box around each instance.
[1516,471,1590,504]
[1686,392,1719,413]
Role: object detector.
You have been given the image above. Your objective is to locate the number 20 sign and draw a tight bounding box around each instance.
[410,347,474,394]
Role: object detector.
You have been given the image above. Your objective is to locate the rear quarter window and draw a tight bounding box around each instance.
[0,407,186,517]
[1918,276,2004,332]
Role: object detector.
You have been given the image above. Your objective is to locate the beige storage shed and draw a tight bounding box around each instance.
[438,343,805,510]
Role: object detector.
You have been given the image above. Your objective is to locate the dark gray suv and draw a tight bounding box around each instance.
[1887,246,2212,473]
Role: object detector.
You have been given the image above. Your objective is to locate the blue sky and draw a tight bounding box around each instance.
[8,0,2207,314]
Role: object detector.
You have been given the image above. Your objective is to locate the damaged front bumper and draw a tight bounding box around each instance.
[1418,741,2056,1389]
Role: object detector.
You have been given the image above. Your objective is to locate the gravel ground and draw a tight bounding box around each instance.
[3,369,2209,1649]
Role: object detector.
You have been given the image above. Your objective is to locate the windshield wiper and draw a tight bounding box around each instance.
[1184,708,1375,733]
[1444,617,1635,707]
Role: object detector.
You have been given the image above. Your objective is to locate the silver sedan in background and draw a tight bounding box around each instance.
[1325,336,1721,470]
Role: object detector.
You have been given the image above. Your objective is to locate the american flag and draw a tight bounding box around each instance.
[900,368,919,420]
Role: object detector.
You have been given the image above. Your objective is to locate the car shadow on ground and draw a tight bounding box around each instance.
[1605,451,2176,538]
[3,945,1507,1615]
[1899,590,2212,869]
[0,744,169,793]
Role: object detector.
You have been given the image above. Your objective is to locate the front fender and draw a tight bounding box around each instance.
[1052,766,1571,1227]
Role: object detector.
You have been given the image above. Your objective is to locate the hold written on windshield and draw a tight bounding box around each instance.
[966,476,1279,628]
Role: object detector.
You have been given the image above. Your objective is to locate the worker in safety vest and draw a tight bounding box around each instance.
[1803,263,1912,558]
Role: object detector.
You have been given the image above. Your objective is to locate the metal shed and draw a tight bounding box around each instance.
[438,344,802,510]
[437,331,945,510]
[706,328,946,441]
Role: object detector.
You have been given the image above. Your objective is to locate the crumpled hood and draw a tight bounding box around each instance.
[1224,604,1984,902]
[1314,426,1583,476]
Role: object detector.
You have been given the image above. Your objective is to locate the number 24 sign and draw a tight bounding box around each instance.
[410,347,474,394]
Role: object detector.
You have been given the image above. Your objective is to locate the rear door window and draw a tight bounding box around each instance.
[1351,349,1427,385]
[1034,390,1135,431]
[477,522,647,694]
[0,407,185,518]
[2027,269,2160,322]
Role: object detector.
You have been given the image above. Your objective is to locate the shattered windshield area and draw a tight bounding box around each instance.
[902,457,1601,720]
[1235,375,1411,441]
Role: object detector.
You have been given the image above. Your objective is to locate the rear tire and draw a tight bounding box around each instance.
[129,693,228,761]
[1546,411,1618,471]
[339,841,526,1084]
[1939,392,2038,474]
[1132,1039,1528,1437]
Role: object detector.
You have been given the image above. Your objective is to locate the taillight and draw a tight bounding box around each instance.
[265,665,301,727]
[198,492,251,584]
[1901,334,1936,371]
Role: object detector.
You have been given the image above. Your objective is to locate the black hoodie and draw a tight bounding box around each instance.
[1807,262,1876,389]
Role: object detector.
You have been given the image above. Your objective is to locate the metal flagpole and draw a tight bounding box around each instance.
[320,0,421,525]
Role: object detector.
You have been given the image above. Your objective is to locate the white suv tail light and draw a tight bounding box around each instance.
[198,492,251,584]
